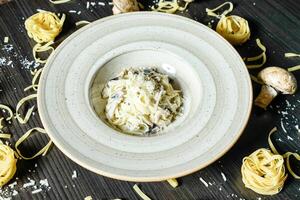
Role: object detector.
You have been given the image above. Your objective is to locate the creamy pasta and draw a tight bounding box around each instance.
[102,68,183,135]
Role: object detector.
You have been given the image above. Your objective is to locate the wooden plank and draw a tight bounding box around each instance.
[0,0,299,199]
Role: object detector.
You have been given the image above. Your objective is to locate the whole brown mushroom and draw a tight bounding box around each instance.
[255,67,297,109]
[112,0,139,15]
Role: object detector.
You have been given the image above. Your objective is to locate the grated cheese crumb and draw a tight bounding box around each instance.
[12,190,18,196]
[86,2,90,9]
[98,2,105,6]
[221,172,227,181]
[199,177,209,187]
[23,179,35,188]
[8,181,17,188]
[39,179,49,187]
[4,37,9,43]
[287,136,294,141]
[71,170,77,179]
[69,10,77,13]
[31,188,42,194]
[84,196,93,200]
[280,120,287,133]
[36,9,46,12]
[295,125,300,133]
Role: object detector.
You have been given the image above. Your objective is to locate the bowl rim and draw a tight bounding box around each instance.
[38,11,253,182]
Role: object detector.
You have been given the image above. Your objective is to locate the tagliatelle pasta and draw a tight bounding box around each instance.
[206,2,250,45]
[49,0,71,4]
[241,148,287,195]
[167,178,179,188]
[25,12,65,43]
[25,11,65,63]
[249,74,263,85]
[284,52,300,72]
[75,20,91,27]
[0,104,14,139]
[15,94,37,124]
[102,68,183,135]
[0,104,13,129]
[15,127,52,160]
[133,184,151,200]
[287,65,300,72]
[268,127,300,179]
[216,15,250,45]
[151,0,190,14]
[206,2,233,18]
[0,133,11,139]
[32,41,55,64]
[244,39,267,69]
[0,142,17,187]
[284,53,300,58]
[24,68,43,91]
[242,127,300,195]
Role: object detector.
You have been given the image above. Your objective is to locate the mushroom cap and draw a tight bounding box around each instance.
[113,0,139,13]
[258,66,297,94]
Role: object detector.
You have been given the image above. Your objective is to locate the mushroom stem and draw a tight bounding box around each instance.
[254,85,278,109]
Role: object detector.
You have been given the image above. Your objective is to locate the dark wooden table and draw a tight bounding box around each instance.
[0,0,300,199]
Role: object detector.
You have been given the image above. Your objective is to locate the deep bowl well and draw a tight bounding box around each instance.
[89,48,202,136]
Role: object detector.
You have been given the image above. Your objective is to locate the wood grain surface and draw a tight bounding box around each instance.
[0,0,300,199]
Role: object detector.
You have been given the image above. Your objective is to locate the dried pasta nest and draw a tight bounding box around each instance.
[241,148,287,195]
[0,143,17,187]
[216,15,250,45]
[25,11,65,43]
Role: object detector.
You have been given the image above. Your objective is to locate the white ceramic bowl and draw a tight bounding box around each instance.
[38,12,252,182]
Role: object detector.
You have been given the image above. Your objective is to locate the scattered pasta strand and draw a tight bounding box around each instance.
[138,2,145,9]
[15,94,37,124]
[268,127,300,179]
[216,15,250,45]
[15,127,52,160]
[0,142,17,187]
[24,68,43,91]
[0,104,14,130]
[284,53,300,58]
[75,20,91,27]
[133,184,151,200]
[250,74,263,84]
[167,178,179,188]
[206,2,233,18]
[32,41,55,64]
[267,127,280,154]
[288,65,300,72]
[284,152,300,179]
[151,0,190,14]
[244,39,267,69]
[49,0,71,4]
[0,133,11,139]
[0,105,14,121]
